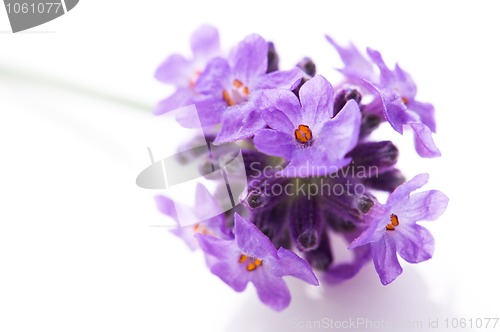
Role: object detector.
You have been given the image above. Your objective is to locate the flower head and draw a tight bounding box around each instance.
[195,213,318,310]
[254,75,361,177]
[349,174,449,284]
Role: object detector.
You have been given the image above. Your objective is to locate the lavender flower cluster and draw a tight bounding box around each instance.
[154,25,449,311]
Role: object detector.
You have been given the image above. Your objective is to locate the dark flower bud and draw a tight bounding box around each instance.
[297,57,316,77]
[347,141,399,173]
[251,202,291,249]
[305,231,333,270]
[290,195,322,251]
[333,88,362,117]
[364,169,406,192]
[266,42,280,73]
[359,112,382,138]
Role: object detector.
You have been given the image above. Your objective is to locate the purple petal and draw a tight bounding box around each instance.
[255,67,303,90]
[153,89,193,115]
[253,129,294,160]
[349,204,388,249]
[194,183,223,220]
[195,57,231,94]
[299,75,335,124]
[180,96,227,127]
[257,89,300,132]
[195,234,249,291]
[367,48,394,87]
[234,213,277,260]
[155,54,192,86]
[230,34,268,84]
[258,89,301,135]
[325,244,371,283]
[407,100,436,132]
[190,24,220,59]
[325,35,374,80]
[279,148,351,178]
[407,122,441,158]
[371,84,419,134]
[155,195,178,222]
[395,190,449,223]
[213,101,266,143]
[316,99,361,159]
[252,273,291,311]
[387,173,429,208]
[371,236,403,285]
[395,224,435,263]
[275,248,319,285]
[394,64,417,100]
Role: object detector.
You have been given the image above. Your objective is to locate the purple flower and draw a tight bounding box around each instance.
[154,25,221,115]
[191,34,303,140]
[155,183,231,250]
[253,76,361,177]
[195,213,319,311]
[349,174,449,285]
[364,49,440,158]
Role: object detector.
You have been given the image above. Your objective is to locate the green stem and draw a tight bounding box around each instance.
[0,64,153,111]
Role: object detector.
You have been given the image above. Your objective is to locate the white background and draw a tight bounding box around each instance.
[1,0,499,331]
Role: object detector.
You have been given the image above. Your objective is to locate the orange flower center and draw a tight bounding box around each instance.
[222,79,250,106]
[239,254,263,272]
[294,124,313,144]
[385,214,400,231]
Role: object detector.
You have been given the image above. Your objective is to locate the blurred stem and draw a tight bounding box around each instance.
[0,64,152,111]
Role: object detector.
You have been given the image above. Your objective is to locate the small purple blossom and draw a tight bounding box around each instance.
[195,213,318,311]
[192,34,303,139]
[349,174,449,284]
[154,25,221,115]
[254,76,361,177]
[155,183,231,250]
[327,37,440,158]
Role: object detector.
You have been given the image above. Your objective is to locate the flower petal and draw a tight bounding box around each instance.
[407,100,436,132]
[395,190,449,223]
[372,85,419,134]
[155,195,179,222]
[396,224,435,263]
[230,34,268,84]
[190,24,220,59]
[195,234,249,291]
[253,129,294,160]
[194,183,224,221]
[252,272,291,311]
[316,99,361,159]
[195,57,231,94]
[325,244,371,284]
[153,89,193,115]
[155,54,192,86]
[325,35,374,80]
[275,248,319,285]
[258,89,300,132]
[214,101,266,143]
[299,75,335,124]
[234,213,277,259]
[367,48,394,87]
[394,64,417,100]
[387,173,429,208]
[255,67,303,90]
[407,122,441,158]
[371,236,403,285]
